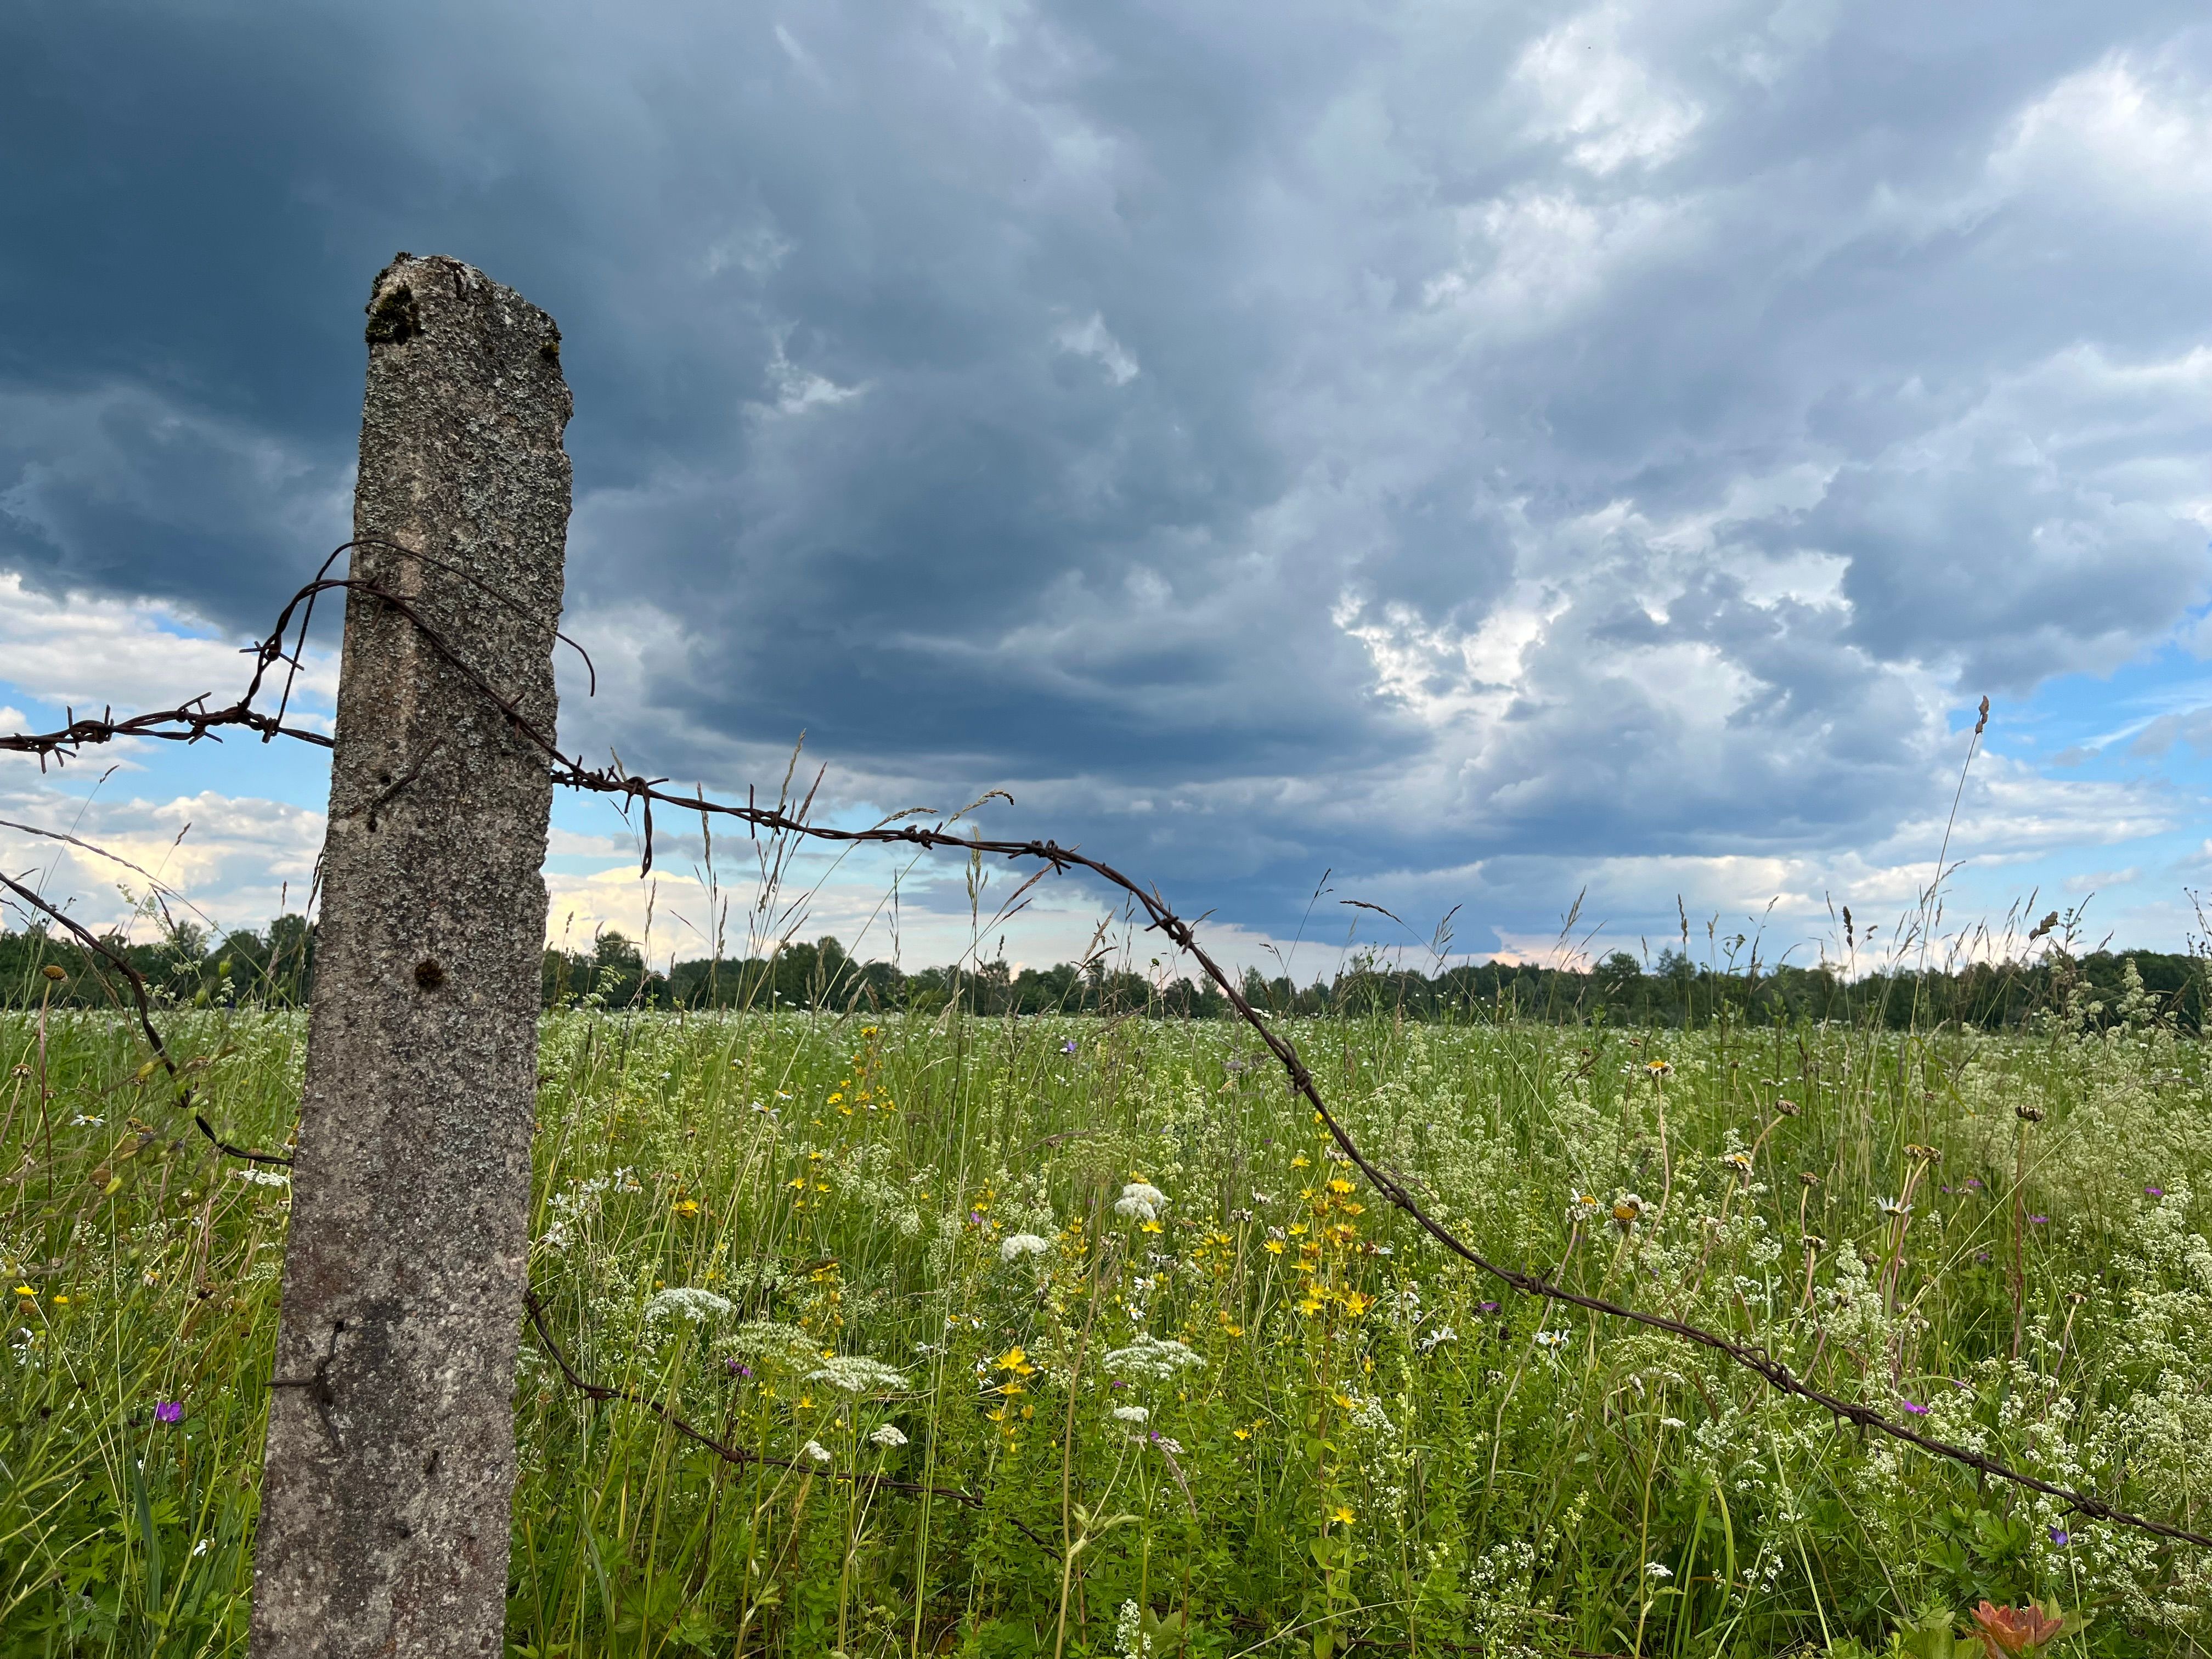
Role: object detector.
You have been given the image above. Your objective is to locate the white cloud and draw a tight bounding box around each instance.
[1054,313,1139,385]
[0,569,337,723]
[1515,4,1704,174]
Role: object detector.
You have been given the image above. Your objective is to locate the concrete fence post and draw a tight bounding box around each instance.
[250,254,571,1657]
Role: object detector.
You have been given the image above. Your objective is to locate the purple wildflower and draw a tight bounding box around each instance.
[1479,1301,1500,1313]
[1061,1039,1077,1054]
[2028,1215,2048,1226]
[726,1358,753,1378]
[2146,1186,2166,1198]
[2049,1526,2070,1547]
[1964,1178,1983,1191]
[154,1401,184,1425]
[1900,1400,1929,1416]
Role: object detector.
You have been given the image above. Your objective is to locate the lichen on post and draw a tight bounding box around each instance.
[250,253,571,1658]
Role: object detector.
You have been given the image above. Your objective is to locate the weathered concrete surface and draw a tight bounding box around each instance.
[250,255,570,1659]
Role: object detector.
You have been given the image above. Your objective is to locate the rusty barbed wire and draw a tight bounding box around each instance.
[0,870,295,1165]
[4,547,2207,1550]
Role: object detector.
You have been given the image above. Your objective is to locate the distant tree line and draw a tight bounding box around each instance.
[7,915,2205,1031]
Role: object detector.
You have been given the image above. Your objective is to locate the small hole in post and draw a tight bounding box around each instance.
[413,959,445,990]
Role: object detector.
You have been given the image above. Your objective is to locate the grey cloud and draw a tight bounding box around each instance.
[4,0,2210,944]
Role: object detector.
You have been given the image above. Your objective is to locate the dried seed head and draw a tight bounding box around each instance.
[42,964,67,982]
[2015,1104,2045,1124]
[1798,1172,1821,1187]
[413,958,445,990]
[1773,1098,1800,1116]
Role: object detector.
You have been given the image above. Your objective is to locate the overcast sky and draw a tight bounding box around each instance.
[4,0,2211,975]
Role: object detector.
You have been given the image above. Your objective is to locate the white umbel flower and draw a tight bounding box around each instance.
[1104,1334,1205,1380]
[807,1355,908,1395]
[868,1423,909,1448]
[1114,1182,1167,1223]
[800,1439,832,1465]
[1000,1232,1051,1261]
[645,1287,734,1325]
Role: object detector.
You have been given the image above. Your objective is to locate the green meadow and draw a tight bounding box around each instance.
[6,988,2212,1657]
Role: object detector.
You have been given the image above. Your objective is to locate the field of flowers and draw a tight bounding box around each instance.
[7,992,2212,1657]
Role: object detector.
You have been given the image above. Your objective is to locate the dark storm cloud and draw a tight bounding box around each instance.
[4,0,2209,943]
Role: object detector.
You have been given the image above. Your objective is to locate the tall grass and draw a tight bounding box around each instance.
[6,991,2212,1656]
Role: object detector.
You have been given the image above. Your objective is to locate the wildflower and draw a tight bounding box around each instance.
[1645,1561,1673,1578]
[1645,1060,1673,1079]
[2146,1186,2166,1198]
[1114,1182,1168,1223]
[1874,1195,1912,1219]
[1148,1431,1183,1453]
[1660,1417,1686,1430]
[191,1538,211,1557]
[1329,1504,1356,1526]
[154,1402,184,1425]
[1112,1404,1150,1424]
[1970,1600,2063,1656]
[1115,1601,1149,1658]
[2047,1526,2069,1547]
[996,1346,1036,1376]
[1264,1238,1285,1255]
[233,1168,290,1188]
[2028,1215,2047,1226]
[1477,1300,1499,1313]
[1534,1330,1570,1355]
[808,1355,907,1394]
[1290,1155,1309,1169]
[1566,1193,1601,1223]
[646,1287,733,1325]
[1060,1039,1077,1054]
[868,1423,909,1448]
[1900,1400,1929,1416]
[1104,1335,1204,1380]
[69,1114,104,1127]
[800,1440,832,1466]
[671,1199,699,1217]
[1610,1194,1645,1229]
[1719,1151,1753,1176]
[1000,1233,1051,1261]
[725,1358,753,1378]
[1418,1325,1457,1352]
